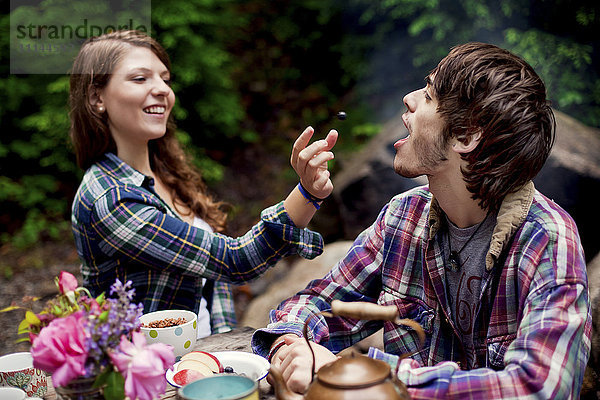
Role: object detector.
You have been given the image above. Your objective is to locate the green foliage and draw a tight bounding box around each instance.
[505,28,600,125]
[340,0,600,127]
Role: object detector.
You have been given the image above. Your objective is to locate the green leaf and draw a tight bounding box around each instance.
[17,319,31,334]
[93,368,111,388]
[25,311,41,325]
[0,305,23,313]
[96,292,106,305]
[95,370,125,400]
[99,311,109,322]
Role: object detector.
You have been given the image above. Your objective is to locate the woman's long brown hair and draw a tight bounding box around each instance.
[69,30,228,232]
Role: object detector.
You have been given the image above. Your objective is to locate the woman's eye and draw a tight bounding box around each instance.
[132,77,146,82]
[423,90,432,101]
[163,79,172,86]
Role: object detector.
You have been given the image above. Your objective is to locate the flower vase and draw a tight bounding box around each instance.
[54,376,104,400]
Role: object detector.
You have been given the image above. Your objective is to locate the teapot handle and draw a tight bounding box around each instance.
[329,300,425,355]
[330,300,398,321]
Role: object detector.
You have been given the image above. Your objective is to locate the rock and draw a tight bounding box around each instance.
[241,241,353,328]
[242,240,385,355]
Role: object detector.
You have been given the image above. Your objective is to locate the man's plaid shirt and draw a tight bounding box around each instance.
[72,153,323,333]
[253,182,591,399]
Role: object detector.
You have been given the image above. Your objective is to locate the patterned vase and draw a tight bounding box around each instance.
[54,376,105,400]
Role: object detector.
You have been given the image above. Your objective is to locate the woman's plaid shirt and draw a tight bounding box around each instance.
[72,153,324,328]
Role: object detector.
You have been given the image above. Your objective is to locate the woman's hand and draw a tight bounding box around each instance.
[270,335,338,395]
[291,126,338,200]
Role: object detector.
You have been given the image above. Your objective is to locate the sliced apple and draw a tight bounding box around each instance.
[180,351,223,373]
[176,359,214,376]
[173,369,206,386]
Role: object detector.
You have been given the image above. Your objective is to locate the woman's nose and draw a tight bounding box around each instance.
[152,78,171,96]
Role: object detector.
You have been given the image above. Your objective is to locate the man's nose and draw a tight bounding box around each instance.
[403,90,417,113]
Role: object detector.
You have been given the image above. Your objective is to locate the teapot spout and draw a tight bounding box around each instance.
[268,365,303,400]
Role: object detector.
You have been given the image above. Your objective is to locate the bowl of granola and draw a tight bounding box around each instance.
[139,310,197,359]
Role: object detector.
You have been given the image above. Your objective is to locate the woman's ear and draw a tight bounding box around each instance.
[88,85,105,113]
[452,128,482,154]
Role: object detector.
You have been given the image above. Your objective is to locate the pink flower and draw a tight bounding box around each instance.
[31,311,88,387]
[109,331,175,400]
[58,271,78,294]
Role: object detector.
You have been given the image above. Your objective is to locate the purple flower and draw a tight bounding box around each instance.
[110,279,136,302]
[31,311,88,387]
[109,331,175,400]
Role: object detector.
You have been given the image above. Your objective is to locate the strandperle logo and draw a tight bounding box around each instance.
[10,0,150,74]
[16,19,148,40]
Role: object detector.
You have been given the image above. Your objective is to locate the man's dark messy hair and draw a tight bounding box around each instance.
[430,42,555,212]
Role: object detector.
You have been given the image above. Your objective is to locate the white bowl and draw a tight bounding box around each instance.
[165,351,270,388]
[139,310,197,358]
[212,351,270,381]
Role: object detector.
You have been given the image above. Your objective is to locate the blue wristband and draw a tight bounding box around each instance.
[297,183,324,210]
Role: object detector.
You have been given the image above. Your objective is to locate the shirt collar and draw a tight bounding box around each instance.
[427,181,535,271]
[99,153,150,188]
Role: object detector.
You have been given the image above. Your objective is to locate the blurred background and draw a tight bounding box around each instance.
[1,0,600,395]
[2,0,599,253]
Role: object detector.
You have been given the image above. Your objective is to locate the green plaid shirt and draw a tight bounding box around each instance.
[72,153,323,333]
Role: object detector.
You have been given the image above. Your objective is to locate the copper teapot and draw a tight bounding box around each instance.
[269,300,424,400]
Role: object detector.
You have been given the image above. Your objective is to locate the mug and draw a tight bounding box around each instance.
[0,352,48,398]
[178,374,259,400]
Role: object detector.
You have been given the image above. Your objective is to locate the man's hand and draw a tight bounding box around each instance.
[270,335,338,395]
[291,126,338,200]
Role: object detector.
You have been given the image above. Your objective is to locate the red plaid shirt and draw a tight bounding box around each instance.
[252,182,591,399]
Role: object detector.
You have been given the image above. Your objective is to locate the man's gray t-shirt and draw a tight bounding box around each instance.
[443,212,496,367]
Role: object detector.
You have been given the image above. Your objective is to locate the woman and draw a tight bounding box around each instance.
[69,30,337,337]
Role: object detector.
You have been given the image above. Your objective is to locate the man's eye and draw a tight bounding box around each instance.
[423,90,432,101]
[132,77,146,82]
[163,79,172,86]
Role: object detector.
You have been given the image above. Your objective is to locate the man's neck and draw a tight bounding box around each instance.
[429,173,488,228]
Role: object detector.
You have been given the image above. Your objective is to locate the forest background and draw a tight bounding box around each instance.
[1,0,599,278]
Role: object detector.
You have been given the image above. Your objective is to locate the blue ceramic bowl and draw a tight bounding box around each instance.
[178,375,258,400]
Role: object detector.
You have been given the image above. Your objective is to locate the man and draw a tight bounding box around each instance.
[251,42,592,399]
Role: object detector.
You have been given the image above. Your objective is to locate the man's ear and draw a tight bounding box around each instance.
[452,128,482,154]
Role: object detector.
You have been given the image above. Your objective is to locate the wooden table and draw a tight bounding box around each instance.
[45,327,277,400]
